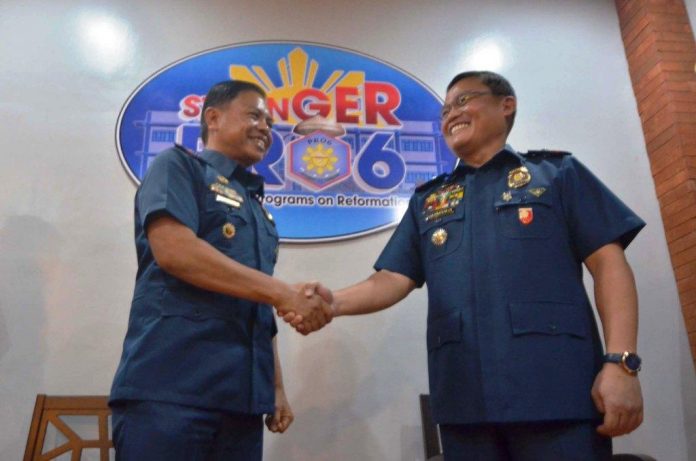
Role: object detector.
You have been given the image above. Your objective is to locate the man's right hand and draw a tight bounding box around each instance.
[275,283,333,334]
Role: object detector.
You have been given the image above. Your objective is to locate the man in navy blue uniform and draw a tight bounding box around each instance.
[294,71,645,460]
[110,80,333,460]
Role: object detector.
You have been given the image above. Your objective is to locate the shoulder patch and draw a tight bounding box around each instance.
[523,149,572,157]
[415,173,448,193]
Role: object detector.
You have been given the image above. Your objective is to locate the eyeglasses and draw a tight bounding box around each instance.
[440,91,492,119]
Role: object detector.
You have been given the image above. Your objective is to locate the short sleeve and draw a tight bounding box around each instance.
[560,155,645,261]
[374,196,425,287]
[136,149,200,232]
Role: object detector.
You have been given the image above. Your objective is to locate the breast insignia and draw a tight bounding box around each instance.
[423,183,464,222]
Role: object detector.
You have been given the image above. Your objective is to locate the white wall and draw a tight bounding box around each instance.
[1,0,694,460]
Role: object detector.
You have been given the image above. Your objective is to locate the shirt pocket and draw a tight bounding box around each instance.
[419,205,465,261]
[509,301,587,339]
[427,311,462,352]
[202,192,252,255]
[494,192,553,239]
[259,214,279,266]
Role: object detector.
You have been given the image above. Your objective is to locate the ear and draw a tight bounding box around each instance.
[501,96,516,117]
[204,106,221,132]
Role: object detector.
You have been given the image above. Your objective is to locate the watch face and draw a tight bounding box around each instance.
[624,353,642,372]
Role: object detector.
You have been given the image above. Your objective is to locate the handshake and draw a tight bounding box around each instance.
[275,282,334,335]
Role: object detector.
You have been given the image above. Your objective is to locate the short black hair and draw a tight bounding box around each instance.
[200,80,266,144]
[446,71,516,132]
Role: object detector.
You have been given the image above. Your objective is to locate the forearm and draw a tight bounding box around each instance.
[273,337,284,389]
[586,243,638,352]
[150,216,294,308]
[333,269,415,317]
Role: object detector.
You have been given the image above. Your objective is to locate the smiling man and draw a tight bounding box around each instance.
[109,80,333,461]
[298,71,645,460]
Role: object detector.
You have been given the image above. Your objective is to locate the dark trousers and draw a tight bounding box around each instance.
[440,420,612,461]
[111,400,263,461]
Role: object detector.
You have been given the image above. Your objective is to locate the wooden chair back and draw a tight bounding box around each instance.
[23,394,113,461]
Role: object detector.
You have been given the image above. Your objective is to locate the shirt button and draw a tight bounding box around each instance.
[194,309,201,317]
[549,324,557,332]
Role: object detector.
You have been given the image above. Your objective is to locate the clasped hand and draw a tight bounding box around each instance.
[276,282,334,335]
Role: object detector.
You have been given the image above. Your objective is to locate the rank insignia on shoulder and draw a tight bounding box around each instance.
[210,183,244,203]
[528,187,546,198]
[423,183,464,222]
[431,228,448,246]
[507,166,531,189]
[501,191,512,202]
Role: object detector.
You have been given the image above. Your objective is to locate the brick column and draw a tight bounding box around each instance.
[614,0,696,368]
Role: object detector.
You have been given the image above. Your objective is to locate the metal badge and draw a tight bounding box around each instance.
[528,187,546,197]
[210,183,244,203]
[217,175,230,185]
[431,228,448,246]
[222,223,236,239]
[507,166,531,189]
[501,191,512,202]
[216,194,241,208]
[518,207,534,226]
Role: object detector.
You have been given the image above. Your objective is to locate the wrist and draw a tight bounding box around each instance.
[603,351,642,375]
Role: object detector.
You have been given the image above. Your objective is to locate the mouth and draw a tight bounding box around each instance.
[252,136,269,151]
[449,121,471,135]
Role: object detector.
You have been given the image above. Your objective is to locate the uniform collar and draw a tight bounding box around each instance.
[451,144,523,177]
[199,149,265,196]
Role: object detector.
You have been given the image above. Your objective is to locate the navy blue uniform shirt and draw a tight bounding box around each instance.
[375,146,645,425]
[110,146,279,415]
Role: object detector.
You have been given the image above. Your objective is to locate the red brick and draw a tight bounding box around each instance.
[655,168,690,197]
[671,226,696,253]
[656,39,696,52]
[661,190,696,219]
[671,243,696,267]
[662,202,696,230]
[616,0,644,25]
[651,146,687,180]
[625,20,656,56]
[660,176,696,209]
[635,66,667,100]
[680,286,696,305]
[653,156,687,182]
[658,31,696,42]
[631,52,663,83]
[627,26,659,60]
[675,253,696,280]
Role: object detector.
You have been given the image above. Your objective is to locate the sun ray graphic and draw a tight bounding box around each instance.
[302,143,338,176]
[230,47,367,125]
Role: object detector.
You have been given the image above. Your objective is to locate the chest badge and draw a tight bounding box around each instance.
[528,187,546,198]
[431,228,448,246]
[507,166,531,189]
[423,183,464,222]
[518,207,534,226]
[216,175,229,185]
[210,183,244,204]
[222,223,236,239]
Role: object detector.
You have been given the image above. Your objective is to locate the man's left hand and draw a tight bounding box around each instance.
[265,387,294,433]
[591,363,643,437]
